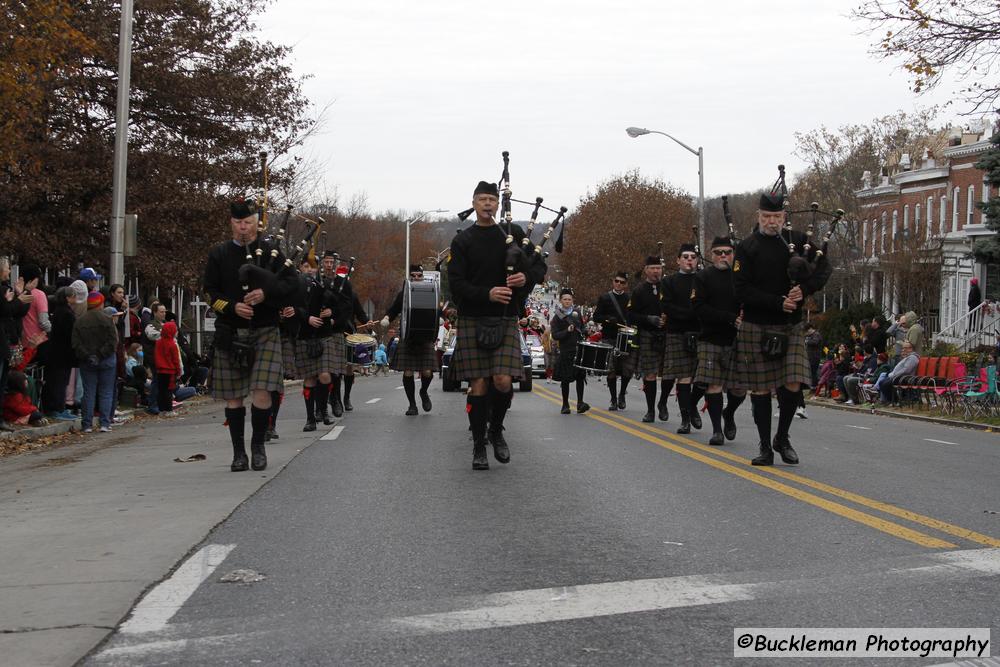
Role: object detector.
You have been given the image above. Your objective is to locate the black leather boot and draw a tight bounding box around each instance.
[472,438,489,470]
[772,434,799,464]
[708,431,724,446]
[722,409,737,441]
[690,408,703,430]
[657,400,669,422]
[677,410,691,434]
[230,440,249,472]
[751,440,774,466]
[250,406,269,471]
[488,427,510,464]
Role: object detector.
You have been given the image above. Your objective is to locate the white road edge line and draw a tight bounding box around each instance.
[924,438,958,445]
[366,397,382,404]
[392,548,1000,633]
[321,425,346,441]
[845,425,872,430]
[119,544,236,634]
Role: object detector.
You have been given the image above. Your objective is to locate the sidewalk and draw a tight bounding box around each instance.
[805,395,997,433]
[0,385,309,667]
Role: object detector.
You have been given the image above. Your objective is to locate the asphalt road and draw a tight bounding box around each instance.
[86,374,1000,666]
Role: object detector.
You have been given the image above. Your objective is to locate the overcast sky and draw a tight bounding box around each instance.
[258,0,960,218]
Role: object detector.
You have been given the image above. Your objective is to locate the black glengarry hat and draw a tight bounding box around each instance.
[559,287,574,297]
[759,191,785,212]
[710,236,733,249]
[322,250,338,259]
[644,255,661,267]
[677,243,697,256]
[230,198,255,218]
[409,264,423,273]
[474,181,499,197]
[615,271,628,280]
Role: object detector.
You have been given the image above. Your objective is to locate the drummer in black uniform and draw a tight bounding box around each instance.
[447,180,547,470]
[692,236,747,446]
[734,190,831,465]
[660,243,702,433]
[549,287,589,414]
[204,199,297,472]
[327,257,372,416]
[593,271,635,411]
[296,252,342,431]
[627,255,666,423]
[381,264,438,416]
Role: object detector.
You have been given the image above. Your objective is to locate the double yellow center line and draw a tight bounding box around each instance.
[531,385,1000,550]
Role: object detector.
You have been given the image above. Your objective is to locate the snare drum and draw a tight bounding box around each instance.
[573,341,614,373]
[345,333,377,367]
[614,326,638,356]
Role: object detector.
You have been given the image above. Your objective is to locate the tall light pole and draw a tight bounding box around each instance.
[405,209,447,278]
[626,126,705,256]
[109,0,135,286]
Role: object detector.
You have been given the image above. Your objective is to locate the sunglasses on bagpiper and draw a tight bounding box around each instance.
[712,249,733,256]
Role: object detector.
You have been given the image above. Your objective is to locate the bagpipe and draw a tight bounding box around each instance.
[768,164,845,286]
[722,195,739,245]
[239,151,325,295]
[457,151,568,278]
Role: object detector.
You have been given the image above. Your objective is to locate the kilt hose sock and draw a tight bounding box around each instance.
[750,393,772,445]
[403,374,417,407]
[643,379,657,413]
[724,390,746,418]
[706,392,724,432]
[658,379,675,409]
[489,386,513,433]
[468,395,489,442]
[608,377,618,403]
[776,386,797,440]
[225,406,246,456]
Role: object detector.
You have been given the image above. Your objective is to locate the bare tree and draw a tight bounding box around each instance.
[853,0,1000,113]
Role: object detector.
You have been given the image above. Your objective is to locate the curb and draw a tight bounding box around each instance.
[0,419,79,443]
[805,398,996,433]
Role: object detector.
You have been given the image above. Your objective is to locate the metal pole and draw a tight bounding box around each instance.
[697,147,705,257]
[109,0,134,286]
[405,220,410,281]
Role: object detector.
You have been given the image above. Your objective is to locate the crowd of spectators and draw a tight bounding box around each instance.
[0,261,208,433]
[806,311,937,408]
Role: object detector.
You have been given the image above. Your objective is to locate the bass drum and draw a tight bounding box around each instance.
[401,279,440,343]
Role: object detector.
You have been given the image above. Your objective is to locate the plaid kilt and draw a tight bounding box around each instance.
[281,334,297,379]
[608,347,637,378]
[637,329,666,378]
[210,326,284,400]
[694,340,742,388]
[552,345,584,382]
[294,335,345,378]
[661,332,698,379]
[449,315,523,381]
[391,338,437,372]
[734,320,811,392]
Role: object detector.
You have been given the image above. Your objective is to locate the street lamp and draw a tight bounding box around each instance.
[626,126,705,257]
[405,209,447,278]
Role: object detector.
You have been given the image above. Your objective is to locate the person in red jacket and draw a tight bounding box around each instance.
[3,370,47,426]
[154,321,182,417]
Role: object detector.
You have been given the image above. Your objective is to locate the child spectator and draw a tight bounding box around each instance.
[3,370,48,427]
[374,343,389,376]
[154,321,181,417]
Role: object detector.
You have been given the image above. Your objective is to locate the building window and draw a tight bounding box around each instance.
[915,204,921,240]
[926,196,934,238]
[953,187,960,232]
[968,185,976,226]
[880,212,887,254]
[892,210,899,250]
[940,195,947,235]
[903,205,909,237]
[985,176,991,224]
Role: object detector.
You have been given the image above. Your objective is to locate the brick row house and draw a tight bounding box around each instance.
[854,122,995,342]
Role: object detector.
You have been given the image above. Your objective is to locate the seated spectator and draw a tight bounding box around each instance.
[879,341,919,405]
[124,343,149,405]
[841,350,881,405]
[814,354,837,397]
[3,370,48,427]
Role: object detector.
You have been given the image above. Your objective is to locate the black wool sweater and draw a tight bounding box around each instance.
[733,228,832,326]
[627,281,664,331]
[447,222,547,317]
[661,271,699,333]
[204,239,298,329]
[692,265,740,345]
